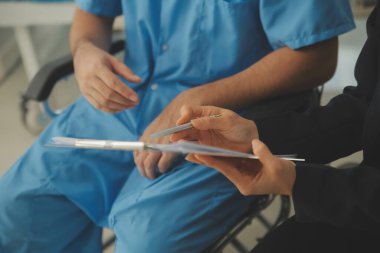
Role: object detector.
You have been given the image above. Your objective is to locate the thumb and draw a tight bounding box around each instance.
[191,115,226,131]
[111,57,141,83]
[177,105,195,125]
[252,139,276,165]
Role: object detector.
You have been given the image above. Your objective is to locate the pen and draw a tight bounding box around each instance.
[150,114,223,139]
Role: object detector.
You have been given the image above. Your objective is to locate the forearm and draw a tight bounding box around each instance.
[256,89,367,163]
[293,163,380,231]
[70,8,114,57]
[183,38,337,110]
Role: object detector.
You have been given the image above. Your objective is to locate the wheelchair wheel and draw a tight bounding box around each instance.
[20,98,51,135]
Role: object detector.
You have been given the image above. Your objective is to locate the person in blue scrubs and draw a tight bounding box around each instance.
[0,1,355,252]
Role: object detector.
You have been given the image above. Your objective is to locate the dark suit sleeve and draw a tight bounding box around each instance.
[292,163,380,231]
[255,86,380,230]
[255,86,368,164]
[255,7,378,164]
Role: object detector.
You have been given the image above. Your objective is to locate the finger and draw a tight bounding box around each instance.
[110,57,141,83]
[194,155,244,184]
[190,108,236,131]
[177,105,195,125]
[185,154,205,165]
[88,86,128,112]
[185,154,196,162]
[177,105,221,125]
[178,105,232,132]
[133,151,147,178]
[85,91,120,113]
[195,155,234,170]
[92,77,137,107]
[191,116,227,131]
[98,68,140,104]
[143,152,162,179]
[251,139,276,165]
[89,80,136,111]
[158,153,177,173]
[170,129,199,142]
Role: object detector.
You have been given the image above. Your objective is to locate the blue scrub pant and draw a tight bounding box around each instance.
[0,97,254,253]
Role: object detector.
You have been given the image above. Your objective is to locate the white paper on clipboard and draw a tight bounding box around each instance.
[47,137,305,161]
[153,141,257,158]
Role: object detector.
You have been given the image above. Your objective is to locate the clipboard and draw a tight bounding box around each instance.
[47,137,305,161]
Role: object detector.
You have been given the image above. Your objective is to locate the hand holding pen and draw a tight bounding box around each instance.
[168,105,298,196]
[149,105,302,161]
[167,105,259,153]
[150,113,223,139]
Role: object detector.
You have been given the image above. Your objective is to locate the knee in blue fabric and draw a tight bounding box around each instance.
[109,163,255,253]
[0,162,103,253]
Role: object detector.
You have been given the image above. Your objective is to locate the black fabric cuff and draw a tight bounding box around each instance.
[292,163,330,222]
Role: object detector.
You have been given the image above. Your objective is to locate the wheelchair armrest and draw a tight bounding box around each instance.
[24,40,125,102]
[24,54,74,102]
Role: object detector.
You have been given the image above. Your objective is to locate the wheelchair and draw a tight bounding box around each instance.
[21,40,321,252]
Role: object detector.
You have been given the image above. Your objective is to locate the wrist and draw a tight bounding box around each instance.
[176,88,206,107]
[72,40,95,60]
[72,41,89,67]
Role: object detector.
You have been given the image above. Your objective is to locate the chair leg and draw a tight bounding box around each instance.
[14,26,39,80]
[256,213,273,230]
[231,238,250,253]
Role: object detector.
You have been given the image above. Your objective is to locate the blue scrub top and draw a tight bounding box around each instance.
[75,0,355,134]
